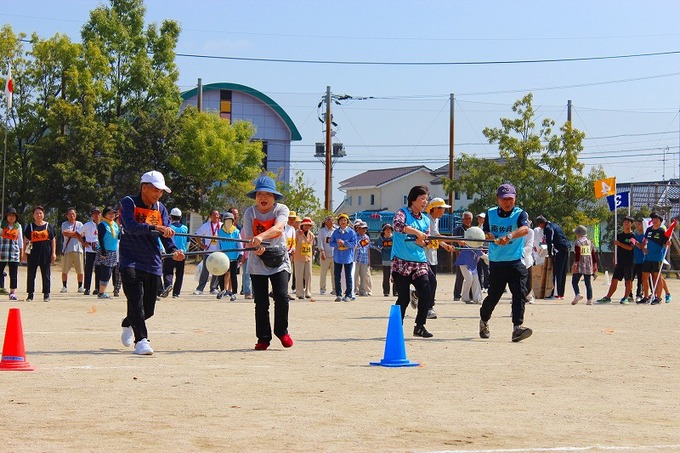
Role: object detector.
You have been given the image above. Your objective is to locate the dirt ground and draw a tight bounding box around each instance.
[1,263,679,453]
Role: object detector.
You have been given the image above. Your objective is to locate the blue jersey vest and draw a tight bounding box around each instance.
[391,208,430,263]
[487,206,524,262]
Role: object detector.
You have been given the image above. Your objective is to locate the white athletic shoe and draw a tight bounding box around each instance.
[210,289,220,295]
[121,326,134,347]
[134,338,153,355]
[192,290,203,295]
[60,287,68,293]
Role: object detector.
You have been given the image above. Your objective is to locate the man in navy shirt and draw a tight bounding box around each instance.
[118,171,185,355]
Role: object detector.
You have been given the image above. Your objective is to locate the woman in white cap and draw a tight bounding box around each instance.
[242,175,294,350]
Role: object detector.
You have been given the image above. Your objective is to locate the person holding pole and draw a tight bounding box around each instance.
[640,212,670,305]
[479,183,532,342]
[596,216,635,304]
[242,175,294,350]
[118,170,184,355]
[391,185,434,338]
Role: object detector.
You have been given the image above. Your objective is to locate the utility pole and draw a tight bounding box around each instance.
[197,78,203,112]
[567,99,572,123]
[325,86,332,212]
[448,93,455,212]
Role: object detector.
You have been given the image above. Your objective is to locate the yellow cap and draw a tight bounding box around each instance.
[288,211,297,218]
[426,197,451,212]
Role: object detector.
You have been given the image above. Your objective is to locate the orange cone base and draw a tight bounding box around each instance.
[1,308,36,371]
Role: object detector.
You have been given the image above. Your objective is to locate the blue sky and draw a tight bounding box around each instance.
[3,0,680,209]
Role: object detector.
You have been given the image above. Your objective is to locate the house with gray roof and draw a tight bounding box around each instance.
[335,165,476,215]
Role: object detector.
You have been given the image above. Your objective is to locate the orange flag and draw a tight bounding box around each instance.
[593,177,616,199]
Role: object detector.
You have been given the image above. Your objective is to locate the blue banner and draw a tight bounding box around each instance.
[607,191,630,211]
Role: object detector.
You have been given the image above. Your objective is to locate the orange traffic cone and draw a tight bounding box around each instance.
[0,308,35,371]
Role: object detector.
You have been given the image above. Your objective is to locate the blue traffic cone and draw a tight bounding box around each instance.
[370,304,419,367]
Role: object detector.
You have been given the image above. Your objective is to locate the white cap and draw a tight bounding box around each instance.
[141,170,171,193]
[477,213,486,218]
[170,208,182,217]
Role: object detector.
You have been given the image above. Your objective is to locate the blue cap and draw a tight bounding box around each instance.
[246,176,284,201]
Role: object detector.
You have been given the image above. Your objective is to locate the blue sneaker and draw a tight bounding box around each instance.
[665,294,672,303]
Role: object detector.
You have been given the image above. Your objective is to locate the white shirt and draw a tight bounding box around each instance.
[78,220,99,253]
[195,221,222,252]
[317,225,336,256]
[61,220,84,254]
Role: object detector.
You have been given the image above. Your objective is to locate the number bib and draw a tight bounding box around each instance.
[301,243,312,257]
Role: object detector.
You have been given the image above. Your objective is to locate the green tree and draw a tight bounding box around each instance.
[443,93,607,234]
[81,0,182,196]
[169,107,264,215]
[27,32,119,214]
[278,169,325,221]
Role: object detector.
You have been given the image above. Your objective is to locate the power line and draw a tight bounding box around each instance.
[175,49,680,66]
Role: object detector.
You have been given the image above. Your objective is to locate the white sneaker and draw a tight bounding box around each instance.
[192,290,203,295]
[210,289,220,295]
[571,295,584,305]
[426,308,437,319]
[77,287,84,293]
[121,326,134,347]
[60,287,68,293]
[320,289,326,295]
[134,338,153,355]
[526,295,535,304]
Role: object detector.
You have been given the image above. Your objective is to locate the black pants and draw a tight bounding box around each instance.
[120,267,159,343]
[163,258,185,297]
[217,261,239,294]
[428,264,437,308]
[393,270,431,327]
[84,252,100,292]
[251,271,290,343]
[0,261,19,289]
[553,248,569,297]
[27,255,50,296]
[381,265,393,296]
[477,259,489,289]
[480,260,528,327]
[633,263,644,297]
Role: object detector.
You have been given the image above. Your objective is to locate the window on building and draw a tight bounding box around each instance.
[357,195,362,206]
[346,196,352,206]
[220,90,232,122]
[403,195,408,205]
[455,191,460,200]
[370,194,375,205]
[467,192,473,200]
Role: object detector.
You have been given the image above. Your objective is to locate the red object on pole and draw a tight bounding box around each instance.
[664,219,677,238]
[0,308,35,371]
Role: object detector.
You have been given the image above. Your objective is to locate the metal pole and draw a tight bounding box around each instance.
[448,93,455,212]
[325,86,332,212]
[2,116,6,217]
